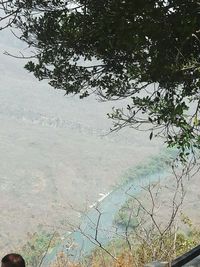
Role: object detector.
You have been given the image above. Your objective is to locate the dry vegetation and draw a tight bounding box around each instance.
[50,220,200,267]
[21,162,200,267]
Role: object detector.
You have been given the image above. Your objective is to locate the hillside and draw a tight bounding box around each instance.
[0,30,162,255]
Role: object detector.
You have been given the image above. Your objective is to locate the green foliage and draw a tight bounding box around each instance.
[178,213,200,254]
[17,216,200,266]
[121,148,176,184]
[114,198,138,229]
[2,1,200,157]
[20,230,59,267]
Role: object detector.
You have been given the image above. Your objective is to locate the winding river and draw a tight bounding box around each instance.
[41,150,175,266]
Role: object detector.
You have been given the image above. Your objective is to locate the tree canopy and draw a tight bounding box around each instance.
[1,0,200,158]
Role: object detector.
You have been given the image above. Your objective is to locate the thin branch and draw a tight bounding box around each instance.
[38,231,56,267]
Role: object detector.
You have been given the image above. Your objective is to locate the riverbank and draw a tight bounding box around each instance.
[41,149,176,266]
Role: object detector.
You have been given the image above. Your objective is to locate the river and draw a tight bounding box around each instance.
[41,150,175,266]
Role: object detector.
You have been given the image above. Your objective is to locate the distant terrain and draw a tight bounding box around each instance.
[0,31,163,254]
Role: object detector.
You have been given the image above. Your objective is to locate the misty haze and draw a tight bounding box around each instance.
[0,30,162,254]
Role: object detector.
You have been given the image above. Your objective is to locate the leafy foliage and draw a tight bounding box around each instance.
[20,230,59,267]
[1,0,200,157]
